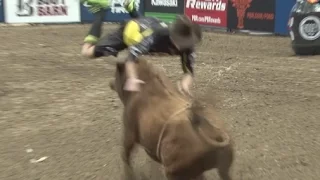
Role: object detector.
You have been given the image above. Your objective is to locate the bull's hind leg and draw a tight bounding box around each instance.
[217,146,234,180]
[122,114,137,180]
[165,174,184,180]
[182,174,205,180]
[122,130,136,180]
[193,174,206,180]
[166,175,204,180]
[218,168,232,180]
[165,173,204,180]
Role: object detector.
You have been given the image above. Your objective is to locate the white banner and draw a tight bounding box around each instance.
[4,0,80,23]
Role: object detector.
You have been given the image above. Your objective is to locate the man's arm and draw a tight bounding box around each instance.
[180,49,195,76]
[178,49,195,95]
[123,35,154,91]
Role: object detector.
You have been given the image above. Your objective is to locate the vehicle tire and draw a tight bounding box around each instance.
[292,46,315,55]
[314,47,320,55]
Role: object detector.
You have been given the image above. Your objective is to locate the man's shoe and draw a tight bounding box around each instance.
[123,0,136,13]
[81,0,110,13]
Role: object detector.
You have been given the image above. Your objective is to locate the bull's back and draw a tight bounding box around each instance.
[158,116,212,176]
[134,96,181,159]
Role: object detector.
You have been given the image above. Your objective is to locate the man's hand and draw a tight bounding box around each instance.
[124,78,145,92]
[178,73,193,97]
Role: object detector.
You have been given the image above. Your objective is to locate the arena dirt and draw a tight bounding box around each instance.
[0,24,319,180]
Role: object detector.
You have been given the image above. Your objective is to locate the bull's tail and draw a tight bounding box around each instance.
[198,123,230,148]
[190,103,230,148]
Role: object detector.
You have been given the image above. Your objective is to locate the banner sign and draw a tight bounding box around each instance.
[0,0,4,22]
[81,0,142,22]
[144,12,177,23]
[227,0,276,32]
[144,0,183,22]
[4,0,80,23]
[184,0,228,28]
[145,0,184,14]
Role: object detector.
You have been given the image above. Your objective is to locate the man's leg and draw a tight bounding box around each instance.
[93,27,127,58]
[82,10,107,58]
[123,0,141,18]
[81,0,110,12]
[82,27,127,59]
[81,0,110,58]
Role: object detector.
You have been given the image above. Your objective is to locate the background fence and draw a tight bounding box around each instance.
[0,0,298,36]
[0,0,4,23]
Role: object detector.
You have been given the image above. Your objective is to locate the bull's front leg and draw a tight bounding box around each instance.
[122,113,137,180]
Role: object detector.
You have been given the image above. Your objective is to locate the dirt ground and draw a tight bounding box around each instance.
[0,24,319,180]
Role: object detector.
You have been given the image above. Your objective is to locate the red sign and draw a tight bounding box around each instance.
[185,0,228,27]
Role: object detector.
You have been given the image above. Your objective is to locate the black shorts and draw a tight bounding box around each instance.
[94,22,128,58]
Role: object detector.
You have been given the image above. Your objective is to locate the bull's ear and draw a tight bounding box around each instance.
[116,62,125,74]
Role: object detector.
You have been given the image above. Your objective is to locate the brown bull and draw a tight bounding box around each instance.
[109,59,234,180]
